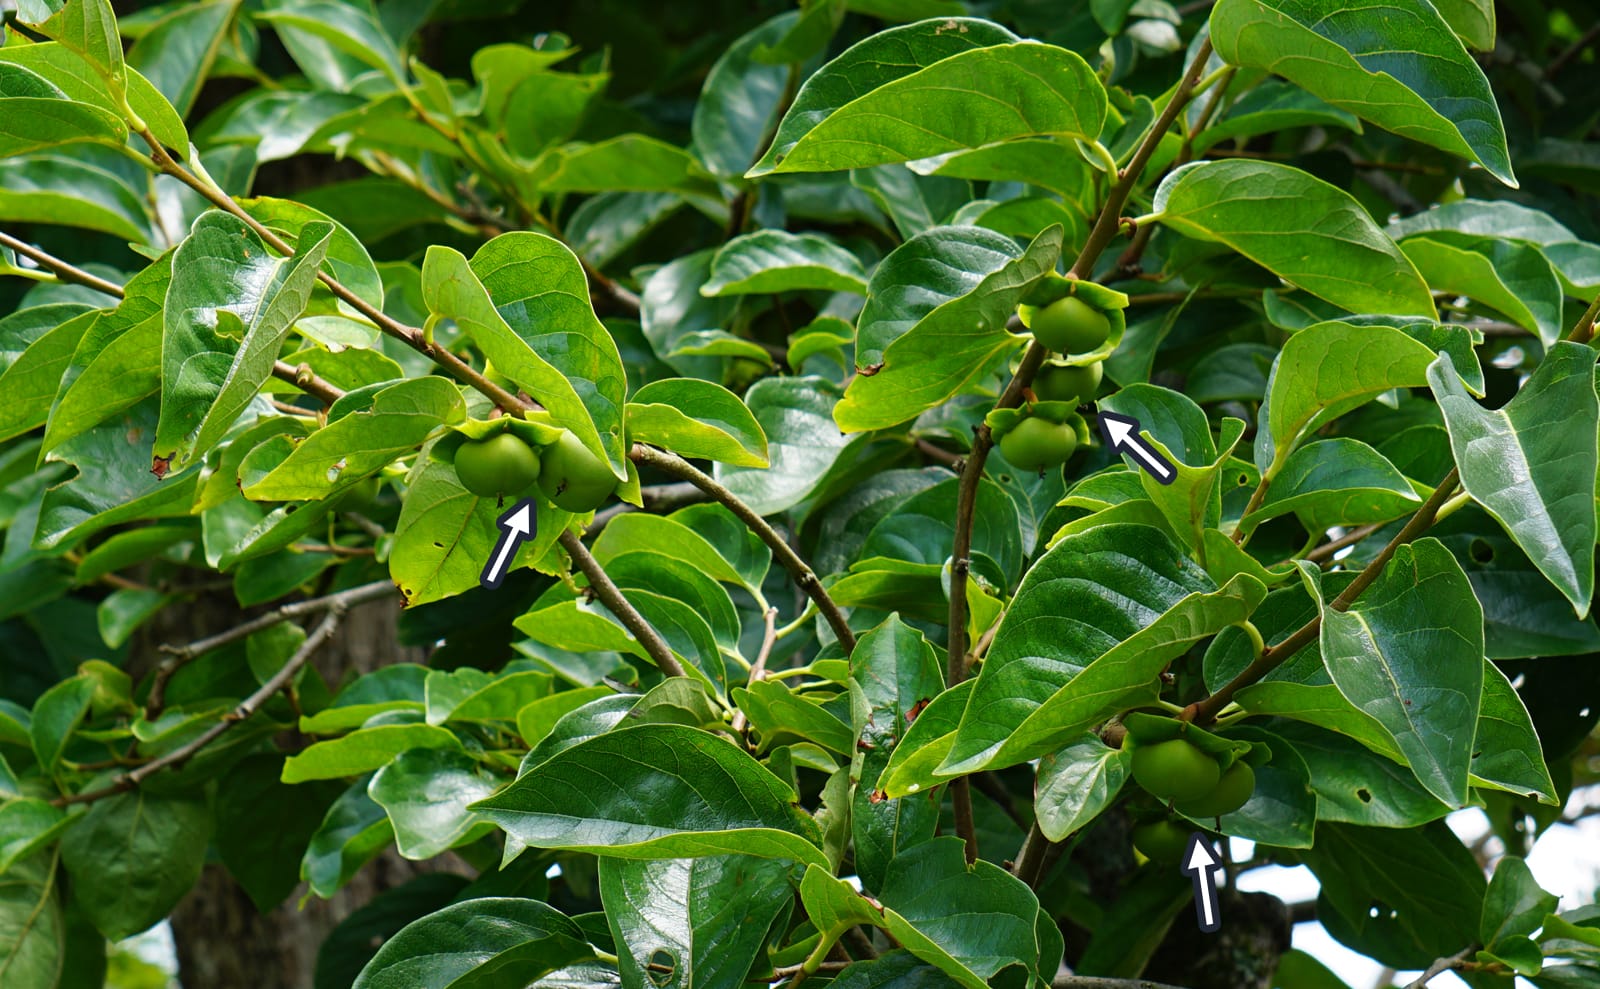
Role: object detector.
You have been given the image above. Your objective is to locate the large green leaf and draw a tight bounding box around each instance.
[1255,320,1451,477]
[625,378,768,468]
[702,230,867,296]
[59,790,209,941]
[521,136,718,198]
[0,39,188,156]
[472,724,826,867]
[367,747,495,861]
[241,376,464,500]
[0,154,152,242]
[0,852,63,987]
[1244,438,1421,535]
[1428,346,1599,616]
[300,778,394,898]
[125,0,237,118]
[599,855,794,989]
[1386,199,1600,295]
[1400,236,1564,345]
[714,375,871,516]
[752,38,1104,177]
[1312,539,1484,807]
[1034,735,1131,842]
[34,0,127,106]
[154,211,333,472]
[0,306,97,443]
[1151,160,1434,317]
[848,615,944,891]
[0,89,128,160]
[1209,0,1514,185]
[352,897,594,989]
[835,225,1063,432]
[690,11,802,179]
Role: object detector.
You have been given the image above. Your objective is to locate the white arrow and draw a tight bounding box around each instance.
[480,498,536,590]
[1181,832,1224,933]
[1098,411,1177,484]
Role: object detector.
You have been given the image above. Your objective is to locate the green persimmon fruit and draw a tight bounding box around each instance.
[998,416,1079,471]
[1130,738,1222,804]
[1176,761,1256,818]
[1029,295,1111,354]
[1033,360,1103,404]
[1132,820,1191,865]
[455,433,541,498]
[538,431,619,512]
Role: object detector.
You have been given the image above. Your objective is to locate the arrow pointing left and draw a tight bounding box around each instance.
[481,498,536,590]
[1181,832,1224,933]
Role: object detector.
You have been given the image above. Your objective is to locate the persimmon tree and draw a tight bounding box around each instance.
[1,1,1598,988]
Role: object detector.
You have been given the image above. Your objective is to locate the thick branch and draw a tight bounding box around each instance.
[630,445,857,652]
[559,528,686,678]
[145,580,396,719]
[0,230,126,299]
[271,360,345,406]
[1187,469,1460,725]
[59,608,345,807]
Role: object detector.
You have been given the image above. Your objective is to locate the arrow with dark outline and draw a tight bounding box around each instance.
[1098,411,1177,484]
[480,498,536,590]
[1182,832,1224,933]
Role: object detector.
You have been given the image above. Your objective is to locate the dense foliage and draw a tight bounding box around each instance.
[1,1,1599,987]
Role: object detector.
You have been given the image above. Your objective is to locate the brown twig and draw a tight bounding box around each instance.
[731,607,779,736]
[629,445,857,653]
[1402,946,1478,989]
[915,438,964,469]
[58,608,345,807]
[144,580,396,720]
[559,529,685,678]
[0,230,126,299]
[271,360,345,405]
[1301,521,1385,566]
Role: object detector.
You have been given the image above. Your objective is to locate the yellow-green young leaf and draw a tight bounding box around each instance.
[352,898,594,989]
[703,230,868,296]
[1255,320,1449,478]
[154,212,333,473]
[1312,539,1484,808]
[423,235,628,480]
[125,0,238,118]
[253,1,405,87]
[0,41,189,156]
[390,461,568,608]
[626,378,768,467]
[1210,0,1514,185]
[281,723,463,783]
[43,254,173,455]
[241,376,464,501]
[1151,160,1434,317]
[0,155,153,242]
[835,224,1063,432]
[521,135,720,198]
[1400,236,1564,345]
[0,80,129,159]
[0,305,98,443]
[1429,346,1600,617]
[35,0,127,108]
[600,855,795,989]
[472,724,828,867]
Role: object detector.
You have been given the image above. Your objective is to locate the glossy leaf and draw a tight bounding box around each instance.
[1152,161,1434,317]
[1400,235,1564,344]
[1245,438,1421,535]
[368,747,495,860]
[625,378,768,467]
[703,230,867,296]
[352,897,593,989]
[1429,346,1599,616]
[1034,735,1131,842]
[125,0,237,117]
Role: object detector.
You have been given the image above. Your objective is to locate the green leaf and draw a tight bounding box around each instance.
[690,11,803,179]
[0,799,68,874]
[253,0,405,88]
[1209,0,1514,185]
[1271,722,1451,828]
[428,233,628,480]
[301,777,394,898]
[1304,821,1485,969]
[368,747,495,860]
[1428,345,1599,617]
[352,897,594,989]
[593,512,765,599]
[835,225,1064,432]
[714,376,869,516]
[1400,235,1564,345]
[523,136,718,198]
[472,723,826,867]
[754,36,1105,177]
[125,0,238,117]
[734,679,853,753]
[1193,79,1362,155]
[241,377,464,500]
[703,230,867,296]
[1033,734,1131,842]
[1472,659,1557,803]
[1245,438,1422,535]
[0,153,154,241]
[282,724,464,783]
[0,852,63,987]
[1099,389,1244,551]
[0,91,128,159]
[155,211,333,472]
[29,673,94,776]
[600,855,794,989]
[60,790,209,940]
[36,0,127,107]
[0,40,187,156]
[1151,160,1434,317]
[214,754,343,912]
[0,307,97,444]
[1481,856,1558,949]
[1386,198,1600,295]
[243,195,385,315]
[1255,320,1451,477]
[625,378,768,467]
[1312,539,1484,807]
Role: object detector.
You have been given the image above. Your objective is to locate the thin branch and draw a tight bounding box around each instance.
[915,438,964,469]
[0,230,126,299]
[559,529,685,678]
[630,445,857,653]
[731,607,779,736]
[271,360,345,405]
[1187,469,1460,725]
[58,609,345,807]
[137,130,528,415]
[1402,946,1478,989]
[1012,821,1050,885]
[144,580,396,719]
[1300,521,1385,565]
[1545,22,1600,81]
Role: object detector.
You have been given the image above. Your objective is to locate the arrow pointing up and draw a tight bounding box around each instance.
[1181,832,1223,933]
[480,498,536,590]
[1098,411,1177,485]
